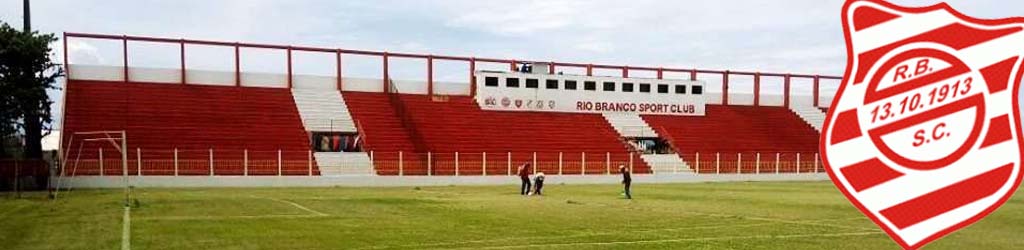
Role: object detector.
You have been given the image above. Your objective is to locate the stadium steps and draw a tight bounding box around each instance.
[788,105,825,132]
[314,152,374,176]
[292,89,356,132]
[341,91,426,175]
[601,113,660,138]
[641,154,692,174]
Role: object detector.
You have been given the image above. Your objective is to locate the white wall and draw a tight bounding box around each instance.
[66,64,836,107]
[475,71,706,116]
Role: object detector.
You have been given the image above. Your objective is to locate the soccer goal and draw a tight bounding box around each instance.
[56,130,131,205]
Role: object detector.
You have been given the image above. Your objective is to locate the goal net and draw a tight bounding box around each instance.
[56,131,130,204]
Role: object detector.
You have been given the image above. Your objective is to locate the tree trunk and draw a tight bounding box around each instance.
[23,112,42,159]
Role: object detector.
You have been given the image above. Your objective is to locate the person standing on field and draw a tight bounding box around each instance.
[518,163,532,195]
[620,165,632,199]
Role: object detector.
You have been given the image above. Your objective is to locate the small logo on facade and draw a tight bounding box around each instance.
[501,97,511,107]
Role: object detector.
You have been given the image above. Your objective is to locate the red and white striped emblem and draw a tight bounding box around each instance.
[823,0,1024,248]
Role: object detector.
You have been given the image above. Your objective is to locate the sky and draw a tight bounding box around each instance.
[0,0,1021,129]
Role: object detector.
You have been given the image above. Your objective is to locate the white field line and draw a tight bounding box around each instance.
[261,196,329,216]
[449,231,884,250]
[136,196,329,221]
[122,206,131,250]
[136,214,325,221]
[354,222,779,250]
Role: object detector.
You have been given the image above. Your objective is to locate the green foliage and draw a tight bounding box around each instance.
[0,21,62,158]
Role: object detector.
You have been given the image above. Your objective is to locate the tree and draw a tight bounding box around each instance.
[0,22,62,159]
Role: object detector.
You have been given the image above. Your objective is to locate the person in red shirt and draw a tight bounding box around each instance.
[517,163,532,195]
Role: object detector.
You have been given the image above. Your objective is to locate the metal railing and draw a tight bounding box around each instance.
[58,148,824,177]
[62,32,842,106]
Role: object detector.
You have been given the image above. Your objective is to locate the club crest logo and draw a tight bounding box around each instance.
[501,97,511,107]
[514,99,523,108]
[822,0,1024,248]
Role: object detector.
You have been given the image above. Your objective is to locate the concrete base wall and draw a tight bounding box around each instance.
[54,173,830,188]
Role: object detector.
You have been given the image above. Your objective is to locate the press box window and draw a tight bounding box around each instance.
[639,83,651,93]
[603,82,615,91]
[526,78,539,88]
[692,85,703,95]
[657,84,669,93]
[584,81,597,91]
[622,82,634,92]
[506,78,520,88]
[545,79,559,89]
[675,85,687,94]
[565,80,578,90]
[485,77,499,87]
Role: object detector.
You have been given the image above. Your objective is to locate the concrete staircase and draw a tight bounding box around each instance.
[292,89,356,132]
[788,105,825,132]
[314,152,375,176]
[602,113,659,137]
[640,154,692,174]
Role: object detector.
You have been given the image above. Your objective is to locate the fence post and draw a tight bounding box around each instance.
[482,152,487,176]
[814,153,820,173]
[692,152,700,174]
[796,153,802,173]
[507,152,512,176]
[755,153,761,174]
[399,151,404,176]
[558,152,563,175]
[715,152,720,174]
[244,149,249,176]
[308,150,313,176]
[99,147,104,176]
[581,152,586,175]
[277,149,282,176]
[426,152,433,176]
[695,153,700,173]
[455,152,460,176]
[775,153,781,174]
[605,152,610,175]
[137,148,142,176]
[737,153,742,174]
[173,148,179,176]
[532,152,537,174]
[427,152,433,176]
[209,148,214,176]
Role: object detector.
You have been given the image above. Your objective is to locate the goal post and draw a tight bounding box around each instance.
[56,130,130,206]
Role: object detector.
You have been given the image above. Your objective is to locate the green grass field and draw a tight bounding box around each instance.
[1,181,1022,249]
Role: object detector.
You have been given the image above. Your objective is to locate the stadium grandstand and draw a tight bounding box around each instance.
[57,32,841,186]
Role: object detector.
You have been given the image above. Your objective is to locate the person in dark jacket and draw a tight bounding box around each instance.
[518,163,532,195]
[620,165,632,199]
